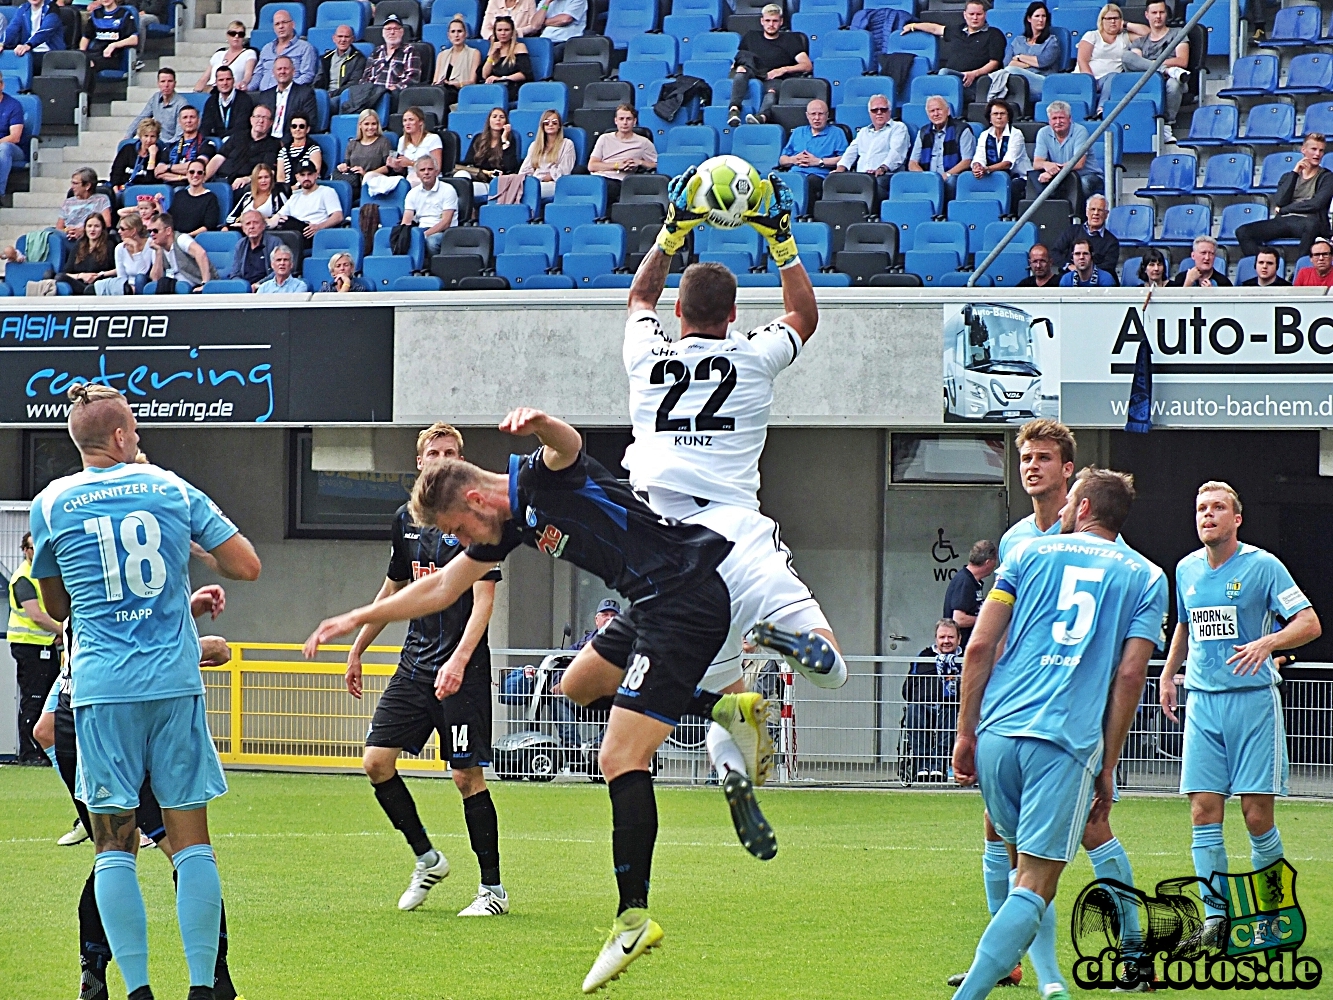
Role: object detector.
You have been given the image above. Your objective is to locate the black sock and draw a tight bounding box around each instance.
[463,788,502,886]
[78,867,112,976]
[686,689,721,719]
[213,898,235,1000]
[127,988,154,1000]
[608,770,657,916]
[186,987,214,1000]
[373,773,433,856]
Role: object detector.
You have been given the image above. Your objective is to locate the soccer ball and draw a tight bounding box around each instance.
[689,155,764,229]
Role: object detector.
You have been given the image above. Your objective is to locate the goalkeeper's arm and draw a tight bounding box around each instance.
[777,252,818,343]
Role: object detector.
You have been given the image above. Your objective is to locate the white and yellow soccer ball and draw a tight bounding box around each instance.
[689,155,764,229]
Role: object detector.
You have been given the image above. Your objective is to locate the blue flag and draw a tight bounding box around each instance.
[1126,337,1152,433]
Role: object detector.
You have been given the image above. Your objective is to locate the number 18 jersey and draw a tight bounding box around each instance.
[623,309,802,510]
[30,462,239,708]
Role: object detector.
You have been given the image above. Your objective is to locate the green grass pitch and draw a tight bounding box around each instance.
[2,767,1331,999]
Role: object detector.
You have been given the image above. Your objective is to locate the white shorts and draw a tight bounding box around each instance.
[646,488,829,693]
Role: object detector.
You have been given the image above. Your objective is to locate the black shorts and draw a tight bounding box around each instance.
[591,570,731,727]
[366,667,492,770]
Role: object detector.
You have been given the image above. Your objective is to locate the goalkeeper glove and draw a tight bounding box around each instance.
[655,166,708,256]
[746,173,799,269]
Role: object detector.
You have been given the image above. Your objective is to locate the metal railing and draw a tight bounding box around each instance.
[202,644,1333,796]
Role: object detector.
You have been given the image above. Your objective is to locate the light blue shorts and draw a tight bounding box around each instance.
[978,730,1096,863]
[1180,687,1288,797]
[74,695,227,814]
[43,677,62,715]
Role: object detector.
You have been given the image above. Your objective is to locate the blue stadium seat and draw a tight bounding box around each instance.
[392,276,444,291]
[182,92,209,116]
[838,77,893,124]
[981,221,1036,252]
[656,124,717,176]
[792,221,832,270]
[311,229,364,268]
[304,257,332,290]
[517,81,569,116]
[1306,103,1333,136]
[523,274,577,288]
[1133,153,1196,198]
[543,202,598,255]
[1259,4,1321,47]
[1040,73,1094,111]
[431,0,480,28]
[910,220,966,258]
[1278,53,1333,96]
[374,225,425,270]
[329,114,361,156]
[1217,203,1267,246]
[1158,203,1211,246]
[985,249,1033,287]
[939,271,991,286]
[605,0,659,50]
[729,123,783,172]
[945,199,1000,257]
[901,103,931,135]
[590,273,635,287]
[479,203,531,239]
[884,30,937,71]
[1242,103,1296,147]
[954,171,1008,213]
[692,30,741,63]
[364,175,410,213]
[562,249,618,283]
[526,37,554,80]
[1177,104,1238,149]
[902,249,960,285]
[316,0,368,33]
[697,250,755,272]
[571,222,626,265]
[496,252,552,284]
[696,224,764,267]
[672,0,724,27]
[880,198,934,252]
[1253,151,1299,194]
[503,223,559,266]
[813,57,869,108]
[1105,73,1161,115]
[629,33,680,71]
[362,255,413,290]
[1217,54,1279,98]
[864,0,914,11]
[682,57,735,82]
[258,3,306,36]
[458,83,509,112]
[1120,256,1144,287]
[662,14,715,61]
[792,11,843,43]
[1196,153,1254,196]
[1113,98,1159,155]
[888,172,944,214]
[4,261,55,296]
[797,0,851,23]
[195,231,240,255]
[641,76,700,141]
[447,110,489,149]
[554,175,608,216]
[814,29,872,69]
[1106,204,1153,246]
[202,279,251,293]
[319,179,352,219]
[617,60,669,100]
[15,229,64,272]
[733,273,779,286]
[807,271,852,286]
[909,74,962,116]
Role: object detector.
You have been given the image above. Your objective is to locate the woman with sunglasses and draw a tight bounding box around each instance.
[225,162,286,227]
[169,157,222,236]
[276,115,323,187]
[518,109,574,199]
[95,213,154,295]
[196,20,257,92]
[58,214,117,295]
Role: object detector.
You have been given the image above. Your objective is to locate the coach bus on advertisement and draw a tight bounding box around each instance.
[944,303,1056,422]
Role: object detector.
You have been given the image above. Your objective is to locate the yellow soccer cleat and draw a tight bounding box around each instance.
[712,691,774,785]
[581,908,664,993]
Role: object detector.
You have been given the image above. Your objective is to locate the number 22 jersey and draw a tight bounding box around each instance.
[622,309,802,510]
[30,462,238,708]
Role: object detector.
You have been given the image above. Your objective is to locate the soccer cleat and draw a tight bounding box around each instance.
[581,908,664,993]
[78,969,108,1000]
[59,818,90,846]
[946,967,1022,988]
[1043,986,1072,1000]
[723,768,777,861]
[458,885,510,917]
[712,691,774,785]
[1176,914,1226,958]
[398,851,450,911]
[140,832,156,849]
[753,621,843,688]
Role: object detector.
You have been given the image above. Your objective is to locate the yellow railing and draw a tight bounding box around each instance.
[202,641,448,772]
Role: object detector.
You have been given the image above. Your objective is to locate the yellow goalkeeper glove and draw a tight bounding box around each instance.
[655,166,709,256]
[745,173,799,269]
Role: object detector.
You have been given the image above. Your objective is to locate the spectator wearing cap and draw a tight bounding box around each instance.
[482,0,541,40]
[1168,235,1231,287]
[727,4,812,128]
[573,599,621,650]
[903,0,1006,105]
[360,15,420,92]
[1059,237,1117,286]
[1295,238,1333,287]
[907,94,976,198]
[778,99,847,206]
[834,94,911,202]
[269,161,343,245]
[1241,246,1290,287]
[252,7,317,90]
[254,243,308,292]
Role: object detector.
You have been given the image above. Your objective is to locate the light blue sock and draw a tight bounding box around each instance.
[1087,837,1143,949]
[93,850,150,992]
[43,744,58,767]
[1029,895,1066,990]
[953,888,1046,1000]
[173,843,222,987]
[1191,823,1228,919]
[982,840,1010,916]
[1249,826,1284,870]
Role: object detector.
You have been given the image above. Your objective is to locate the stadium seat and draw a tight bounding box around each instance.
[618,59,670,97]
[980,221,1036,254]
[1110,98,1159,155]
[833,222,896,283]
[553,175,608,216]
[692,30,741,62]
[362,255,413,290]
[791,221,833,270]
[195,231,240,255]
[808,271,852,286]
[374,226,426,270]
[562,249,619,283]
[393,276,445,291]
[656,124,718,177]
[696,224,763,267]
[523,274,577,288]
[440,224,493,265]
[517,81,569,117]
[570,223,626,266]
[813,29,872,69]
[316,0,368,34]
[729,123,783,173]
[429,253,484,288]
[945,199,1000,257]
[811,57,867,109]
[884,30,937,71]
[1196,154,1254,196]
[311,229,364,269]
[813,200,870,252]
[1259,4,1321,47]
[822,171,876,213]
[939,272,992,286]
[672,0,723,27]
[503,223,559,266]
[1158,203,1211,246]
[4,261,54,296]
[542,202,597,254]
[496,252,552,285]
[909,75,963,118]
[458,83,509,112]
[836,78,893,131]
[1120,256,1144,287]
[1106,205,1153,247]
[1278,53,1333,96]
[799,0,851,24]
[201,279,251,293]
[732,273,779,286]
[605,0,659,50]
[902,249,959,285]
[983,249,1033,287]
[1234,254,1285,284]
[1177,104,1238,149]
[954,172,1008,214]
[1305,103,1333,137]
[258,3,306,37]
[526,37,554,81]
[662,14,716,61]
[1242,103,1296,147]
[1216,203,1266,246]
[1133,153,1196,198]
[1034,99,1090,123]
[1253,151,1299,194]
[303,257,332,290]
[880,198,934,252]
[1041,74,1095,112]
[590,273,635,287]
[628,34,679,72]
[888,172,944,215]
[869,271,922,287]
[1216,54,1279,99]
[1105,73,1161,116]
[792,11,843,43]
[123,183,173,209]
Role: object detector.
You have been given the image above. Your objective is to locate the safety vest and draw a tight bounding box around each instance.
[8,559,57,646]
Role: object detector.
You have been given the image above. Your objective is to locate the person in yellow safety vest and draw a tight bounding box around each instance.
[9,530,64,764]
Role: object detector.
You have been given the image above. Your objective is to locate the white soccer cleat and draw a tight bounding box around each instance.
[582,908,664,993]
[458,885,510,917]
[712,692,774,785]
[58,818,89,846]
[398,851,450,911]
[139,832,156,849]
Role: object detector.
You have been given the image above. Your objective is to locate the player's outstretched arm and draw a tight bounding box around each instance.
[952,595,1013,785]
[304,555,493,658]
[748,173,818,342]
[1091,636,1156,822]
[627,245,672,315]
[500,406,582,472]
[1227,605,1321,675]
[776,251,818,344]
[1159,622,1189,722]
[208,533,261,581]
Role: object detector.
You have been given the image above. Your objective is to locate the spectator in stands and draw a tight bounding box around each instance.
[1051,193,1118,271]
[116,190,162,227]
[778,99,846,206]
[1,0,67,68]
[1241,246,1289,287]
[404,156,458,255]
[1121,0,1188,144]
[168,158,219,235]
[317,24,366,109]
[1059,236,1116,286]
[482,0,540,41]
[971,98,1029,211]
[519,109,576,199]
[1294,238,1333,287]
[128,0,169,39]
[942,538,995,647]
[252,8,317,91]
[95,212,152,294]
[481,16,531,102]
[834,94,910,201]
[359,15,420,94]
[454,106,517,197]
[726,5,811,128]
[147,210,210,290]
[56,167,112,240]
[270,161,342,245]
[257,55,318,141]
[155,106,217,183]
[1028,99,1102,207]
[254,243,307,292]
[433,15,480,104]
[211,104,281,189]
[56,214,116,294]
[1169,234,1231,286]
[587,103,656,199]
[125,67,187,143]
[202,66,253,142]
[1076,4,1130,112]
[226,161,285,225]
[534,0,585,60]
[110,118,162,189]
[276,114,321,186]
[195,20,256,91]
[903,0,1005,105]
[987,1,1059,102]
[334,108,392,197]
[0,72,24,202]
[392,106,445,187]
[1236,133,1332,260]
[1137,246,1168,286]
[1015,242,1056,286]
[319,250,370,292]
[228,208,281,285]
[907,94,975,198]
[80,0,137,94]
[906,618,962,781]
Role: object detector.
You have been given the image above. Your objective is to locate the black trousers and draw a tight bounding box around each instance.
[13,643,58,761]
[729,68,779,117]
[1236,214,1324,259]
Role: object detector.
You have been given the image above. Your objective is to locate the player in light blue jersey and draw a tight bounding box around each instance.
[952,467,1168,1000]
[30,383,260,1000]
[1160,481,1320,951]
